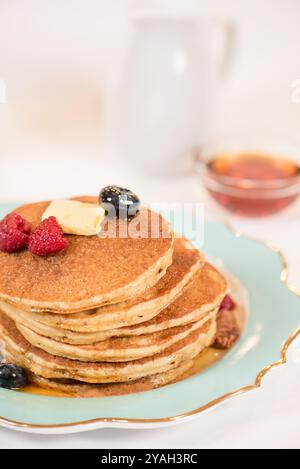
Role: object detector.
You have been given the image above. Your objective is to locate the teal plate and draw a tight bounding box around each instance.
[0,204,299,434]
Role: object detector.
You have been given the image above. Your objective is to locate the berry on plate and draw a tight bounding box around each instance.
[0,364,28,390]
[219,295,236,312]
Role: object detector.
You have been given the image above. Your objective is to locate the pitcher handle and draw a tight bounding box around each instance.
[213,18,237,79]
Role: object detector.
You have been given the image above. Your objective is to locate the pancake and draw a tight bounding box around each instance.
[17,310,218,362]
[3,263,226,344]
[2,238,206,335]
[0,311,217,384]
[0,197,174,313]
[27,360,193,397]
[0,193,233,397]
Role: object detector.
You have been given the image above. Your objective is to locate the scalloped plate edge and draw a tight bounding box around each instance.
[0,223,299,434]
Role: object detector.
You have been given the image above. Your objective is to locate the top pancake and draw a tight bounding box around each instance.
[0,197,174,312]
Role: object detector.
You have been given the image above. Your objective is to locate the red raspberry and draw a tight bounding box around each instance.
[0,213,32,253]
[28,217,68,257]
[2,212,32,235]
[220,295,236,312]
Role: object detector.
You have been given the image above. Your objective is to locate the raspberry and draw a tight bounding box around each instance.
[0,213,32,253]
[2,212,32,235]
[28,217,68,257]
[219,295,236,312]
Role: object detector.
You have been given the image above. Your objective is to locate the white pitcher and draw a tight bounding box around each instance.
[112,12,236,176]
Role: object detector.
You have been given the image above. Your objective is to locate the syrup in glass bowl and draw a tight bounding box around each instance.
[198,151,300,217]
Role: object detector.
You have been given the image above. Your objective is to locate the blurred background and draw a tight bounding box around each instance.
[1,0,300,196]
[0,0,300,280]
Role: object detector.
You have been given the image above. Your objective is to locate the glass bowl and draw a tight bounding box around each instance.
[195,135,300,217]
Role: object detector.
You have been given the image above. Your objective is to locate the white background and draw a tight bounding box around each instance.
[0,0,300,449]
[1,0,300,202]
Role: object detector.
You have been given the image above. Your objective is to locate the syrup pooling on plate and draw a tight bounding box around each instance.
[18,302,246,398]
[20,348,227,397]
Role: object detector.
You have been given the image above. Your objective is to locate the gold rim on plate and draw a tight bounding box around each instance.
[0,225,299,431]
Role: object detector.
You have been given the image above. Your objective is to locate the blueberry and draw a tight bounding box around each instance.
[99,186,141,221]
[0,364,27,390]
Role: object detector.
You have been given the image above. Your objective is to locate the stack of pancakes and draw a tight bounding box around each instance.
[0,198,227,397]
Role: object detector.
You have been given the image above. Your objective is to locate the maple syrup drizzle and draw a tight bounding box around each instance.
[20,348,228,398]
[20,305,246,398]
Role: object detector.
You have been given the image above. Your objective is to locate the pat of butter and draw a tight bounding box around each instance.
[42,200,105,236]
